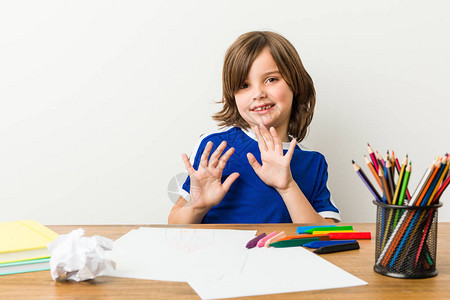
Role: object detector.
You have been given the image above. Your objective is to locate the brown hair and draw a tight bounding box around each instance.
[212,31,316,142]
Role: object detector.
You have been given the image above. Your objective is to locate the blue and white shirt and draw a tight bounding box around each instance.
[180,127,341,223]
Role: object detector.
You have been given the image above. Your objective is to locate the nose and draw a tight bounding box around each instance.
[252,84,267,100]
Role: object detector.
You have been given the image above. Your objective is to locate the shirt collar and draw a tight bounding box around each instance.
[241,127,293,150]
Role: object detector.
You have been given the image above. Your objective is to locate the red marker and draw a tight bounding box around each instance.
[328,232,371,240]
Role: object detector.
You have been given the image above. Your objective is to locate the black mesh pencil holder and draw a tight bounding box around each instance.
[373,200,442,279]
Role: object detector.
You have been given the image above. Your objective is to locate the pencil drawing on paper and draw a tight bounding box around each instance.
[164,229,215,253]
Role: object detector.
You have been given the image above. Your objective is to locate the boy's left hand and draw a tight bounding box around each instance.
[247,126,297,192]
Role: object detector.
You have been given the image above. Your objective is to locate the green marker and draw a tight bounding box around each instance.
[305,226,353,234]
[269,238,319,248]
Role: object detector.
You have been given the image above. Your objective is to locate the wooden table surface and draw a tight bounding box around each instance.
[1,223,450,299]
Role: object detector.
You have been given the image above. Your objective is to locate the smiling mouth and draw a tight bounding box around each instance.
[250,104,275,112]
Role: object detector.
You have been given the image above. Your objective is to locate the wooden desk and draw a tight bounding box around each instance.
[1,223,450,299]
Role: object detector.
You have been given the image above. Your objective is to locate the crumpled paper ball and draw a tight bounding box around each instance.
[47,228,116,281]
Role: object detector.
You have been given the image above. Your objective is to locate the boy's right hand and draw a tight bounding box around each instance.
[182,141,239,211]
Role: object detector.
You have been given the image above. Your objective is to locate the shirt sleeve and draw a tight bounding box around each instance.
[311,155,341,222]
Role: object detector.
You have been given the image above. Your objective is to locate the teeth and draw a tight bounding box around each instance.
[253,105,272,111]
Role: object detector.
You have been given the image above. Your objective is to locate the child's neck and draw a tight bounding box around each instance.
[246,126,290,142]
[274,127,290,142]
[280,133,290,142]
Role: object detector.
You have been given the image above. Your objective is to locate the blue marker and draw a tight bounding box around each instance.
[303,240,358,249]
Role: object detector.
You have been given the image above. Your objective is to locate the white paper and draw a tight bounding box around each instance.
[47,228,116,281]
[188,246,367,299]
[107,228,257,282]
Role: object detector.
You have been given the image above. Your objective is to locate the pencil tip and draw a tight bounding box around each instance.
[351,160,355,164]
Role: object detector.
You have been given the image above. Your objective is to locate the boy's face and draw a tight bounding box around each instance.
[234,47,293,142]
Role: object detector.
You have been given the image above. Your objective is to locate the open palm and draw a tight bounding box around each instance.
[182,141,239,209]
[247,126,297,191]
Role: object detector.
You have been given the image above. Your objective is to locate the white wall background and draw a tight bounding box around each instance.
[1,0,449,225]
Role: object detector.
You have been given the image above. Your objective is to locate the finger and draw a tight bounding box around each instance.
[270,127,283,155]
[222,172,240,192]
[285,139,297,161]
[260,125,274,151]
[181,153,196,175]
[247,152,262,175]
[209,141,227,168]
[200,141,213,168]
[253,126,268,152]
[217,147,235,171]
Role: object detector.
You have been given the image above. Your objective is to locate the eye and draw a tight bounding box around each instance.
[239,82,249,89]
[266,77,278,83]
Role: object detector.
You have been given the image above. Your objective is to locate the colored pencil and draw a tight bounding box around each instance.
[367,143,379,172]
[390,151,395,171]
[431,172,450,203]
[423,157,447,206]
[381,161,440,266]
[364,155,382,190]
[387,151,395,181]
[379,167,392,204]
[393,151,411,200]
[391,209,428,268]
[415,159,441,206]
[397,162,411,206]
[356,149,450,273]
[442,156,450,181]
[352,160,382,202]
[409,161,435,206]
[376,151,385,169]
[414,209,435,267]
[392,156,407,205]
[385,160,395,203]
